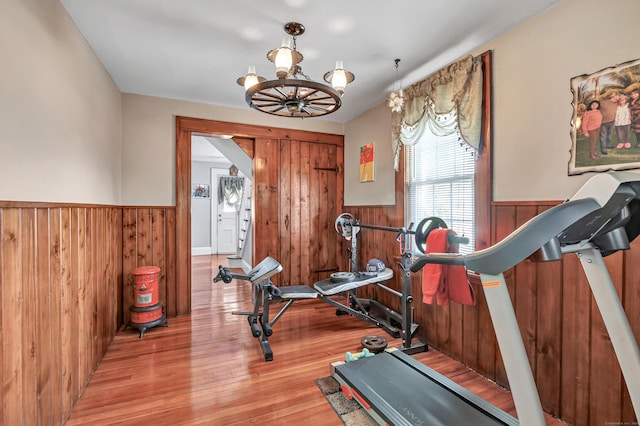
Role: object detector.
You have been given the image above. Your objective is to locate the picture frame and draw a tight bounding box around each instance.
[569,58,640,175]
[191,183,210,198]
[359,143,375,183]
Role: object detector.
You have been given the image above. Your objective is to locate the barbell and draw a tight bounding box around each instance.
[334,213,458,253]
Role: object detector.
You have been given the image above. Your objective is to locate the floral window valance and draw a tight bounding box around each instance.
[391,54,483,171]
[218,176,244,206]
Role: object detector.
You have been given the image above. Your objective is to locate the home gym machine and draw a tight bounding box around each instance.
[333,213,468,354]
[333,171,640,425]
[214,256,398,361]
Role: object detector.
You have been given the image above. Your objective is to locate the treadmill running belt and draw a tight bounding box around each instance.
[334,350,518,426]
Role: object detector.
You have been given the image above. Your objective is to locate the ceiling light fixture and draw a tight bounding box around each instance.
[237,22,355,118]
[388,58,404,113]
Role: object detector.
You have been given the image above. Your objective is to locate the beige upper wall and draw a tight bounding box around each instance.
[5,0,637,206]
[343,102,395,206]
[344,0,640,203]
[0,0,122,204]
[121,94,344,206]
[482,0,639,200]
[0,0,342,206]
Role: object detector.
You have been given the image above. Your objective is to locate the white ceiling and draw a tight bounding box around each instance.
[191,136,229,163]
[60,0,560,123]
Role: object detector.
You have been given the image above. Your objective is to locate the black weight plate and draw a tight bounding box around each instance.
[414,217,448,254]
[361,335,388,353]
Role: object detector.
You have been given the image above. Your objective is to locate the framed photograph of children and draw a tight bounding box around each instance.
[569,57,640,175]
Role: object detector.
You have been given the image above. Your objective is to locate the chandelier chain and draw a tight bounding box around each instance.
[389,58,404,113]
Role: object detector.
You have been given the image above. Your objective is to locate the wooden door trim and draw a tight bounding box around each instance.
[177,117,344,145]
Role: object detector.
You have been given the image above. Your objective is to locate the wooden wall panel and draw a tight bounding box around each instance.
[120,207,176,326]
[513,206,538,374]
[122,208,137,323]
[175,127,192,317]
[60,207,75,420]
[152,209,167,314]
[279,139,293,286]
[0,206,121,425]
[475,275,497,380]
[590,251,624,426]
[312,142,341,283]
[76,209,89,391]
[308,142,322,283]
[623,237,640,423]
[461,283,480,369]
[299,142,312,284]
[534,205,562,415]
[22,208,38,426]
[165,209,177,318]
[36,208,53,424]
[561,248,592,425]
[0,209,3,426]
[491,205,516,387]
[2,208,23,426]
[49,209,63,424]
[254,138,280,277]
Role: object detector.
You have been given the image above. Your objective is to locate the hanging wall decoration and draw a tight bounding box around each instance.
[569,57,640,175]
[359,143,375,183]
[191,183,210,198]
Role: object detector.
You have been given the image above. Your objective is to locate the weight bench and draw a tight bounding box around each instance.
[214,257,395,361]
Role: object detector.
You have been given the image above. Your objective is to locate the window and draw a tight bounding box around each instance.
[406,131,476,254]
[218,176,245,212]
[398,51,491,256]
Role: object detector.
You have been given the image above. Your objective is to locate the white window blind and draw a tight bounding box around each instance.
[406,131,475,254]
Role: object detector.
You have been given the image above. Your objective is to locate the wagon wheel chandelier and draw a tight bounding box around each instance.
[236,22,355,118]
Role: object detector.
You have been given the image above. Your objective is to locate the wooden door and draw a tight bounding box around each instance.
[279,140,342,286]
[210,168,237,254]
[253,137,344,287]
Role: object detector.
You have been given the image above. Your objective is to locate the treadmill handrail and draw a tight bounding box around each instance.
[411,197,600,275]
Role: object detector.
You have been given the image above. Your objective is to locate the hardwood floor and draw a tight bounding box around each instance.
[66,255,562,425]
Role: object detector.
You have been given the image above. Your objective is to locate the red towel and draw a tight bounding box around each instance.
[421,229,476,306]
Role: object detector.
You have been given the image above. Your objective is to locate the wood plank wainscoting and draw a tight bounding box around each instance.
[1,197,638,422]
[0,204,122,425]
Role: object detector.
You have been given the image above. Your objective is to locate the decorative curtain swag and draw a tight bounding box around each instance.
[218,176,245,206]
[391,55,483,171]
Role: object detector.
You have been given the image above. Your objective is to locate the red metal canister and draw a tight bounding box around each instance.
[127,265,168,337]
[131,265,160,307]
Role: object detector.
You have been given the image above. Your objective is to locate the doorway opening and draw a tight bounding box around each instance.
[191,134,252,271]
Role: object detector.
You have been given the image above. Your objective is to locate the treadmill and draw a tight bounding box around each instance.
[333,171,640,426]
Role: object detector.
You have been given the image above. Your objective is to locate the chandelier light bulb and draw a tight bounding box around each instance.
[274,38,293,78]
[243,65,259,91]
[331,60,347,94]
